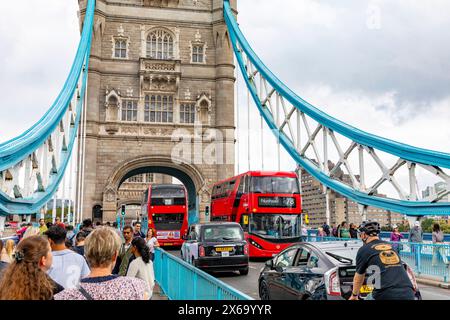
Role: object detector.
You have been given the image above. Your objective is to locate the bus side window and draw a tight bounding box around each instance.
[237,177,245,194]
[244,175,250,193]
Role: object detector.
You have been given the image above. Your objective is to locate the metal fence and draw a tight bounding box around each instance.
[153,248,253,300]
[306,234,450,283]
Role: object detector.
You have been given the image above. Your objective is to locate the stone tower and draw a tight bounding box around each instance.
[77,0,237,223]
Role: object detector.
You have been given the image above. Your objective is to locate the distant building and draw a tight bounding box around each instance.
[422,182,450,203]
[117,173,176,223]
[300,161,404,228]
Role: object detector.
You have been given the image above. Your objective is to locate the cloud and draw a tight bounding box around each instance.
[237,0,450,124]
[0,0,79,141]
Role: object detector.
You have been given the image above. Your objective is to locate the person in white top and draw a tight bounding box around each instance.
[127,237,155,299]
[145,228,160,262]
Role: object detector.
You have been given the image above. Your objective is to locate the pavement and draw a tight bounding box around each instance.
[152,282,169,300]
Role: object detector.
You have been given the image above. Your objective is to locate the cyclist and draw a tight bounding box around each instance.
[349,220,415,300]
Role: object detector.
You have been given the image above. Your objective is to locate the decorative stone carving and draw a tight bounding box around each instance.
[105,89,121,125]
[143,0,180,8]
[184,88,191,100]
[139,58,181,95]
[196,92,212,125]
[195,30,202,42]
[144,62,176,72]
[121,126,140,135]
[104,186,117,202]
[117,24,125,37]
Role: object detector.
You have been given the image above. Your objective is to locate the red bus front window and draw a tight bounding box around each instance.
[250,176,300,194]
[249,214,301,240]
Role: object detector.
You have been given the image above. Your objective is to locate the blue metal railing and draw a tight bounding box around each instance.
[307,229,450,242]
[153,248,253,300]
[306,234,450,283]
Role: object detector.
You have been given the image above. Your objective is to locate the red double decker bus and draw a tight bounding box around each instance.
[141,184,188,247]
[210,171,302,258]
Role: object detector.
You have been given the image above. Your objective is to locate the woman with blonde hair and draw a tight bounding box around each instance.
[55,227,150,300]
[0,235,62,300]
[0,239,16,264]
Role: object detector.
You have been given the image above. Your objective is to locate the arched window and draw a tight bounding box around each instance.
[192,45,204,63]
[144,94,174,123]
[146,30,174,60]
[114,40,127,58]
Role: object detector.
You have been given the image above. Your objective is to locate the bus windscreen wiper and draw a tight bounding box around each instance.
[325,252,353,264]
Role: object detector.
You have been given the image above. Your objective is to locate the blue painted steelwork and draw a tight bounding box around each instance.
[308,229,450,242]
[0,0,96,215]
[154,248,253,300]
[223,0,450,216]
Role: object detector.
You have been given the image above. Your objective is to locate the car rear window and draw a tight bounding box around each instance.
[202,226,244,242]
[324,248,359,264]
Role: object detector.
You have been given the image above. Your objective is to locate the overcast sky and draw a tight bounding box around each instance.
[0,0,449,197]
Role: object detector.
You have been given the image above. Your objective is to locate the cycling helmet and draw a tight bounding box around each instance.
[358,221,381,236]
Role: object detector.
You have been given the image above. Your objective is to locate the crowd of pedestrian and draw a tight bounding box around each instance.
[317,221,359,239]
[0,218,156,300]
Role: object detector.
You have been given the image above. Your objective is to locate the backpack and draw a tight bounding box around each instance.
[332,227,338,237]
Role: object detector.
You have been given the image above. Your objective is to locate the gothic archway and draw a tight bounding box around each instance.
[103,155,207,225]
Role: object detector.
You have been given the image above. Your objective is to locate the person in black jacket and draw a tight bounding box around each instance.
[349,223,358,239]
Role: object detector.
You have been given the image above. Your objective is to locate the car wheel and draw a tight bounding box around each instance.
[239,267,249,276]
[259,280,270,300]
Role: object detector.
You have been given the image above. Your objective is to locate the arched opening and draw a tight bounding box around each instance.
[199,99,209,125]
[118,166,198,226]
[92,205,103,223]
[104,156,206,227]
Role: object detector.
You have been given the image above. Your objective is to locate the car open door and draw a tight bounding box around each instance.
[267,247,299,300]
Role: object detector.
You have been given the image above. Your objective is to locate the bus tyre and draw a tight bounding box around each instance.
[239,267,249,275]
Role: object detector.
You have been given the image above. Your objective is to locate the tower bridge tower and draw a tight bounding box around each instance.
[77,0,237,223]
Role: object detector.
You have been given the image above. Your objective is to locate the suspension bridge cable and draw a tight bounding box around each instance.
[276,95,280,171]
[261,115,264,171]
[236,57,240,174]
[247,86,251,171]
[80,79,88,222]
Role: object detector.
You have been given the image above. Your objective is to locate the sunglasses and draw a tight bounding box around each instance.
[123,231,131,234]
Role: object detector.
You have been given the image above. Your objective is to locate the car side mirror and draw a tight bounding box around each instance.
[265,259,274,269]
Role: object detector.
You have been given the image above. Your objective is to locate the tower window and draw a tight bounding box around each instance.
[144,95,174,123]
[114,39,127,59]
[121,100,138,122]
[192,45,204,63]
[146,30,174,60]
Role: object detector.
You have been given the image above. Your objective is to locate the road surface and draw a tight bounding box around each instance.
[166,249,450,300]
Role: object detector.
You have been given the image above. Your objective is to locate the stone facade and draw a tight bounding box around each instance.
[77,0,237,222]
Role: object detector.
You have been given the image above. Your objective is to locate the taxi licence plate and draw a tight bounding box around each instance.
[163,243,173,246]
[215,247,233,252]
[360,285,373,294]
